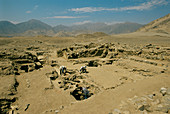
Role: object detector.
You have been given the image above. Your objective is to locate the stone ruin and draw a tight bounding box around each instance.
[0,48,49,76]
[0,42,169,113]
[46,68,101,101]
[56,43,113,59]
[52,42,170,100]
[56,43,170,66]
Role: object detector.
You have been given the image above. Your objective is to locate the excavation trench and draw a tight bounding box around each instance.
[70,87,93,100]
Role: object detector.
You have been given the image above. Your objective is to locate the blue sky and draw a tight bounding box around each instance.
[0,0,169,26]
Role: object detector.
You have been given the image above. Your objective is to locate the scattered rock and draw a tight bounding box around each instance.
[55,110,59,114]
[113,109,121,114]
[147,94,155,99]
[114,88,170,113]
[138,104,150,111]
[24,104,30,111]
[160,87,167,96]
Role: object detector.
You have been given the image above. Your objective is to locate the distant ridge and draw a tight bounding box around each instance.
[76,32,108,38]
[137,14,170,34]
[0,19,143,37]
[16,19,52,33]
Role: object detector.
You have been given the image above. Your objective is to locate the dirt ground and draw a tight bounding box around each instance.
[0,32,170,114]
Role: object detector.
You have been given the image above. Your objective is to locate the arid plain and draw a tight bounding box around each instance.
[0,14,170,114]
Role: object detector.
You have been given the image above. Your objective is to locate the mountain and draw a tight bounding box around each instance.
[16,19,53,33]
[0,19,143,37]
[70,22,143,34]
[137,14,170,34]
[53,22,143,35]
[79,22,142,34]
[71,22,108,32]
[53,25,70,33]
[0,19,54,36]
[0,21,18,35]
[98,22,143,34]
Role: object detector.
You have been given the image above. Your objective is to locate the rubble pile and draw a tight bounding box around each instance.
[110,87,170,114]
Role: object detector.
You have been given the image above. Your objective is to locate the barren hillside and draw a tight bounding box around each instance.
[137,14,170,34]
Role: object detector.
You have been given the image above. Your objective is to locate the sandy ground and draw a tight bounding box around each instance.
[0,32,170,114]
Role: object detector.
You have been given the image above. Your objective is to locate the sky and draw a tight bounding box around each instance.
[0,0,169,26]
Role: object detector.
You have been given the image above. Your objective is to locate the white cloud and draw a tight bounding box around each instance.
[69,7,118,13]
[70,0,168,13]
[26,5,39,14]
[34,5,39,10]
[120,0,168,11]
[46,16,87,19]
[26,11,31,13]
[9,21,19,24]
[105,21,124,25]
[73,20,92,25]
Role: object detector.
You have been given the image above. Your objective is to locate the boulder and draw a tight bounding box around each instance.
[35,62,42,69]
[37,56,46,64]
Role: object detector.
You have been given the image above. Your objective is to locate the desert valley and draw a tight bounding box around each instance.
[0,13,170,114]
